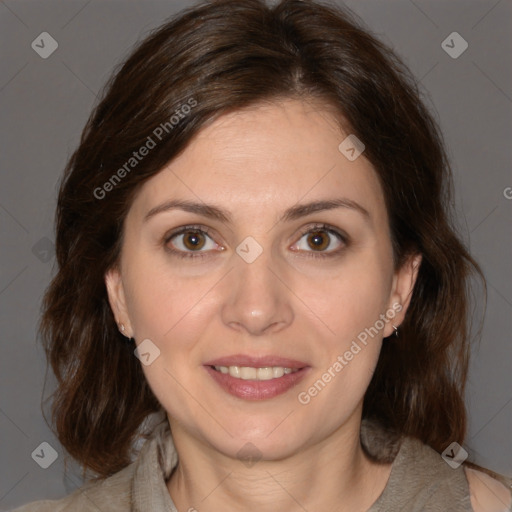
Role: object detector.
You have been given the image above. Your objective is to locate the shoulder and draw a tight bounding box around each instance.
[363,419,512,511]
[11,413,173,512]
[366,426,474,510]
[465,467,512,512]
[10,462,135,512]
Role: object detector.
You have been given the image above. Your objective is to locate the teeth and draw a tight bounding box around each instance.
[213,365,299,380]
[273,367,284,378]
[238,367,256,380]
[257,367,274,380]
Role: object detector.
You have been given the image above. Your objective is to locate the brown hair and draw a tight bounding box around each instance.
[41,0,484,479]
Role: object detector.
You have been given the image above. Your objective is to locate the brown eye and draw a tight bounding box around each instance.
[166,227,218,256]
[182,231,206,251]
[291,225,346,257]
[307,231,331,251]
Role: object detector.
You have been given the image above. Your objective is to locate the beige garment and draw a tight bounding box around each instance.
[11,418,512,511]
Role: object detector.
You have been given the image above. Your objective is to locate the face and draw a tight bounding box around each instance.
[106,99,419,461]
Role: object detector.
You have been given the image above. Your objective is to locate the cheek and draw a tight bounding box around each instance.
[291,251,391,405]
[123,255,219,343]
[297,252,392,343]
[124,267,218,424]
[295,277,387,423]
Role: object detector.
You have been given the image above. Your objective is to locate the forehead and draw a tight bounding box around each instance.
[129,99,387,225]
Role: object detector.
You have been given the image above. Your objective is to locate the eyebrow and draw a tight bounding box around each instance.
[143,198,370,224]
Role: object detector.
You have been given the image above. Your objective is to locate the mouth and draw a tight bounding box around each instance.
[204,355,310,400]
[211,365,300,380]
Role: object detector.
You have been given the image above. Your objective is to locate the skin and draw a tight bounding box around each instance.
[466,468,512,512]
[105,98,423,511]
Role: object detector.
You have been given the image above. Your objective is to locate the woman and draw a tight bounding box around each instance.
[14,0,512,510]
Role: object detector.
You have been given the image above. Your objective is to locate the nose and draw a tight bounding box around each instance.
[221,249,294,336]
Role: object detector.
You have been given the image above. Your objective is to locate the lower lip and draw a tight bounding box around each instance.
[204,366,310,400]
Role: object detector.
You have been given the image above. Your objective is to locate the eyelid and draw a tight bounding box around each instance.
[164,224,215,243]
[163,224,224,259]
[290,222,348,257]
[295,222,348,243]
[163,222,348,259]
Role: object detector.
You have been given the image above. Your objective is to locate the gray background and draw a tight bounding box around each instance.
[1,0,511,509]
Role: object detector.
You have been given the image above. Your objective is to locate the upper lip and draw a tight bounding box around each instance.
[204,354,309,369]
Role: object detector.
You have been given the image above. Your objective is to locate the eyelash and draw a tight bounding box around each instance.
[163,223,348,260]
[163,225,215,260]
[295,223,348,259]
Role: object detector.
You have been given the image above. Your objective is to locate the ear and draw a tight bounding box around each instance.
[383,253,422,338]
[104,266,133,338]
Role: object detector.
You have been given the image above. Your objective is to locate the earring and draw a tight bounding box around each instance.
[117,322,135,343]
[392,324,399,337]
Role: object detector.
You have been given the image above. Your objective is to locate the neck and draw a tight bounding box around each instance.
[166,417,392,512]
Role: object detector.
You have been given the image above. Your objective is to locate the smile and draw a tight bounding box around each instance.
[212,365,300,380]
[205,362,309,400]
